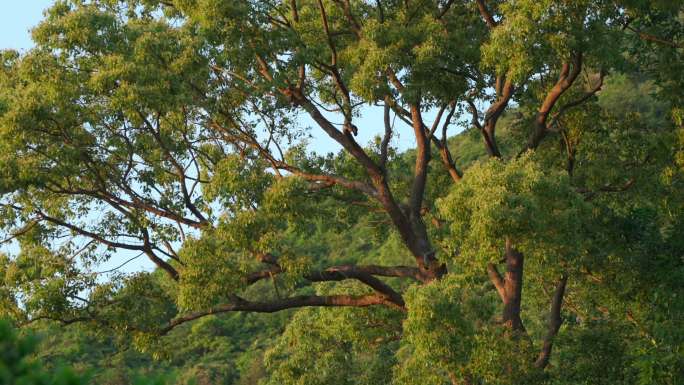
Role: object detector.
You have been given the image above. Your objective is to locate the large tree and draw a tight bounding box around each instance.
[0,1,682,384]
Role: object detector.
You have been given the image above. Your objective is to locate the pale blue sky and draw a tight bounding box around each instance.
[0,1,55,51]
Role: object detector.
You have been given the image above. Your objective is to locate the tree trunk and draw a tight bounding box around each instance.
[502,238,525,332]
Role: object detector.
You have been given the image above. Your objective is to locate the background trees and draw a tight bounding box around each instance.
[0,0,682,384]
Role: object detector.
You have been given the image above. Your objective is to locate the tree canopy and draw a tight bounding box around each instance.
[0,1,683,384]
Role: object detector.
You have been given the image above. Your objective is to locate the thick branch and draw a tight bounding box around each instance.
[349,264,423,280]
[294,93,432,274]
[380,101,393,170]
[487,262,505,301]
[482,76,514,157]
[526,53,583,151]
[475,0,497,29]
[466,99,483,131]
[390,99,462,183]
[294,94,382,177]
[466,75,513,158]
[248,263,421,302]
[431,103,462,182]
[331,0,362,36]
[160,294,394,334]
[435,141,463,182]
[143,248,180,280]
[307,266,405,308]
[535,274,568,368]
[548,70,606,129]
[409,103,430,220]
[277,163,377,197]
[502,239,525,332]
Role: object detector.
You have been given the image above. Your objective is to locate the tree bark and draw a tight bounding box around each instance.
[502,239,525,332]
[526,53,582,151]
[487,262,506,301]
[161,294,395,335]
[535,274,568,368]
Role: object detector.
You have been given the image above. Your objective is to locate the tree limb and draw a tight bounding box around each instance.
[487,262,505,301]
[526,53,583,151]
[535,274,568,368]
[380,101,393,171]
[475,0,497,29]
[625,24,683,49]
[247,262,422,304]
[160,294,396,335]
[548,70,606,130]
[307,267,405,308]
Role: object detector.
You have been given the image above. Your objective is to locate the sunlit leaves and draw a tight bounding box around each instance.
[482,0,623,82]
[0,242,93,323]
[437,153,588,272]
[176,236,249,312]
[263,282,401,385]
[204,154,273,212]
[396,274,494,385]
[0,1,680,384]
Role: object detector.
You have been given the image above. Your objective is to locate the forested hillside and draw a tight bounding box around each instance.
[0,1,682,384]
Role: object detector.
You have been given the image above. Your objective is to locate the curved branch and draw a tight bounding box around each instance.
[249,263,422,283]
[247,262,422,306]
[475,0,497,29]
[548,70,606,129]
[431,103,462,182]
[307,266,405,307]
[483,76,514,157]
[294,93,429,272]
[0,220,39,245]
[526,53,583,151]
[577,178,636,201]
[160,294,396,335]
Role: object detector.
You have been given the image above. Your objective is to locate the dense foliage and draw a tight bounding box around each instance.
[0,1,682,384]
